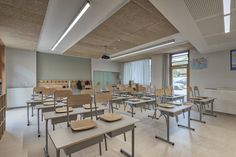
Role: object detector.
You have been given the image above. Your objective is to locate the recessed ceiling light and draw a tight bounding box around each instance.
[224,15,230,33]
[223,0,231,15]
[51,1,90,51]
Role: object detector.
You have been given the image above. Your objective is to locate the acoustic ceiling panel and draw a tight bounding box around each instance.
[65,0,178,58]
[0,0,48,50]
[184,0,223,20]
[205,30,236,45]
[196,15,224,36]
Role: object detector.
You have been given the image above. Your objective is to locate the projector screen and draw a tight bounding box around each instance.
[6,48,36,88]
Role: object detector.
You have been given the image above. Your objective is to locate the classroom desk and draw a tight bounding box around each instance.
[132,92,145,97]
[35,103,66,137]
[163,95,185,103]
[125,98,156,117]
[26,99,42,126]
[43,106,106,156]
[110,95,134,112]
[155,104,194,145]
[190,97,216,123]
[48,115,139,157]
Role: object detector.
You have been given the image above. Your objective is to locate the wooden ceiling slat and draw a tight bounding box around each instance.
[65,0,178,58]
[0,0,48,50]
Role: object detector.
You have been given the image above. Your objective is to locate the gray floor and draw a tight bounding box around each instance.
[1,105,236,157]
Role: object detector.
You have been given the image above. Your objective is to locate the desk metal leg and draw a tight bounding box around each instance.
[31,106,34,117]
[203,101,217,117]
[155,114,174,145]
[37,108,40,137]
[131,105,134,117]
[44,119,49,157]
[111,102,114,113]
[27,103,30,126]
[190,103,206,124]
[178,110,195,131]
[99,142,102,156]
[120,128,135,157]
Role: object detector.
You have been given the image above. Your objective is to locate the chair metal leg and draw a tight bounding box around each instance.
[104,134,108,151]
[124,133,127,142]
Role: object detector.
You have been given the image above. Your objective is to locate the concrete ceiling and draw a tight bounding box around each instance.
[150,0,236,54]
[64,0,179,58]
[0,0,48,50]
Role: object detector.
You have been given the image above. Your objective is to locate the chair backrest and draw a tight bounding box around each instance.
[117,84,125,91]
[81,89,94,95]
[193,86,200,97]
[95,92,112,104]
[93,85,100,92]
[33,87,45,94]
[54,89,72,99]
[126,86,134,93]
[105,84,113,92]
[68,94,91,108]
[139,86,146,93]
[189,86,194,97]
[67,94,93,124]
[155,89,165,97]
[42,88,55,97]
[54,89,72,110]
[164,88,172,96]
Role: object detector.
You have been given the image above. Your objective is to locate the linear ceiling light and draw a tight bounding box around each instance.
[51,1,90,51]
[223,0,231,33]
[224,15,230,33]
[223,0,231,15]
[110,40,175,60]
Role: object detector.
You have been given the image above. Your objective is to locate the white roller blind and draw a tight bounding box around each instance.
[123,59,151,85]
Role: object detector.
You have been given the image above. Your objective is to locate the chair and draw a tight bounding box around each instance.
[164,88,173,96]
[93,85,100,93]
[81,89,94,95]
[66,94,102,155]
[105,84,113,92]
[189,86,194,97]
[53,89,72,111]
[150,89,165,119]
[139,86,146,93]
[193,86,200,97]
[33,87,45,95]
[94,92,112,117]
[126,86,134,94]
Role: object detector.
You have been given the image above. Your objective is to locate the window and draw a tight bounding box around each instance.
[170,51,189,97]
[123,59,151,85]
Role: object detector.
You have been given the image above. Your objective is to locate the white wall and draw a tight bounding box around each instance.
[91,59,121,82]
[37,52,91,80]
[6,47,37,88]
[190,49,236,93]
[151,54,163,88]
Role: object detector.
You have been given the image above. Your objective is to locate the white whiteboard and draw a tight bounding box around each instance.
[6,48,36,88]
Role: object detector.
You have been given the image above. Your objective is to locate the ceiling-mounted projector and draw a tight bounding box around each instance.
[101,55,110,59]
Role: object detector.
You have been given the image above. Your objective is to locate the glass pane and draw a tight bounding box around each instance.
[172,68,187,96]
[171,52,188,66]
[94,71,120,90]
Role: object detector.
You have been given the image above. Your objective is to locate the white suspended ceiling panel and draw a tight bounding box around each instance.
[37,0,129,54]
